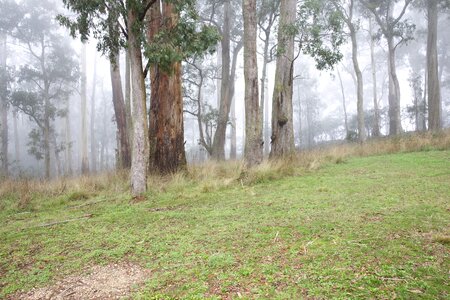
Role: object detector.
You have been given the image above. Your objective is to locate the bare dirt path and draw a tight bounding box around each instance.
[11,262,150,300]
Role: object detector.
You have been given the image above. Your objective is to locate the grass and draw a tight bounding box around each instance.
[0,133,450,299]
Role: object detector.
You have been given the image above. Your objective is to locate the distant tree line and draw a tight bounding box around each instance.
[0,0,448,198]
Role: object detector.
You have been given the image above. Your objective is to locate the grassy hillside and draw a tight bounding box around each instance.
[1,149,449,298]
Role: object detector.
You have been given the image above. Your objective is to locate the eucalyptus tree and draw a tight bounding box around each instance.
[80,43,89,174]
[332,0,366,143]
[361,0,415,135]
[61,0,218,194]
[257,0,280,155]
[147,1,218,174]
[183,57,219,156]
[0,33,8,177]
[60,0,149,194]
[243,0,263,166]
[270,0,344,158]
[368,16,381,136]
[426,0,449,130]
[200,0,244,161]
[10,0,79,179]
[270,0,296,157]
[0,0,22,177]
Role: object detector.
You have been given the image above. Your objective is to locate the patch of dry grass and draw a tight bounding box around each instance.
[0,171,129,211]
[1,130,449,211]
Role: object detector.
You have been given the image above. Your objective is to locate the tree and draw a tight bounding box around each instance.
[0,0,22,177]
[0,31,8,177]
[183,57,218,155]
[110,51,131,170]
[427,0,441,130]
[243,0,263,166]
[90,54,97,172]
[61,0,218,194]
[270,0,296,157]
[336,68,349,135]
[270,0,344,158]
[146,1,219,173]
[60,0,153,195]
[361,0,415,135]
[208,0,244,161]
[10,0,78,179]
[148,2,187,174]
[258,0,280,156]
[332,0,366,143]
[80,43,89,174]
[368,16,381,136]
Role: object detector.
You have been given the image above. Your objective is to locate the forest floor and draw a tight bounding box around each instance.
[1,147,449,298]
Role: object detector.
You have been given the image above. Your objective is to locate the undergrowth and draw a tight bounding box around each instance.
[1,130,449,212]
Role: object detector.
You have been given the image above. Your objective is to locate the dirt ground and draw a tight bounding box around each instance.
[11,262,151,300]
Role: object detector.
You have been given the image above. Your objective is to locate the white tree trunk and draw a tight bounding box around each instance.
[128,10,149,197]
[243,0,263,167]
[81,43,89,174]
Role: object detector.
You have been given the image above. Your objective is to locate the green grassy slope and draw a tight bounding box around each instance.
[1,151,449,299]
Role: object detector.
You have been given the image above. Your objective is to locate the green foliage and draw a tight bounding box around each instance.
[60,0,219,70]
[7,0,79,162]
[144,8,220,72]
[362,0,415,47]
[296,0,345,70]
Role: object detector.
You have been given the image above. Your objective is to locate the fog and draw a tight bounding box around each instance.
[0,0,449,178]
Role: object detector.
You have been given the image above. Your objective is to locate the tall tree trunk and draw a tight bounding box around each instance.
[13,110,19,163]
[125,49,132,146]
[349,22,366,143]
[128,9,149,197]
[44,94,51,179]
[243,0,263,167]
[270,0,296,158]
[337,69,349,135]
[211,0,232,161]
[421,71,428,131]
[51,131,62,177]
[427,0,441,131]
[0,33,8,176]
[80,43,89,174]
[228,42,242,160]
[296,80,301,146]
[261,30,271,156]
[90,54,97,173]
[148,2,186,174]
[387,37,402,135]
[110,52,131,169]
[369,17,380,137]
[230,97,237,159]
[65,102,73,175]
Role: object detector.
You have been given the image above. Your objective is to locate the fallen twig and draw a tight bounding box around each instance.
[68,199,110,209]
[24,214,93,229]
[273,231,280,243]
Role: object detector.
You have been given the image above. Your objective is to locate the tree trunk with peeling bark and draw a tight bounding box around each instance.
[349,24,365,143]
[387,36,402,135]
[270,0,296,158]
[369,17,380,137]
[128,9,149,197]
[0,33,7,176]
[80,43,89,175]
[90,54,97,172]
[427,0,441,131]
[148,2,186,174]
[243,0,263,167]
[110,52,131,170]
[211,0,232,161]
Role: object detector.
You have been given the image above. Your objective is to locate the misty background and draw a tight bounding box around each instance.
[0,0,449,178]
